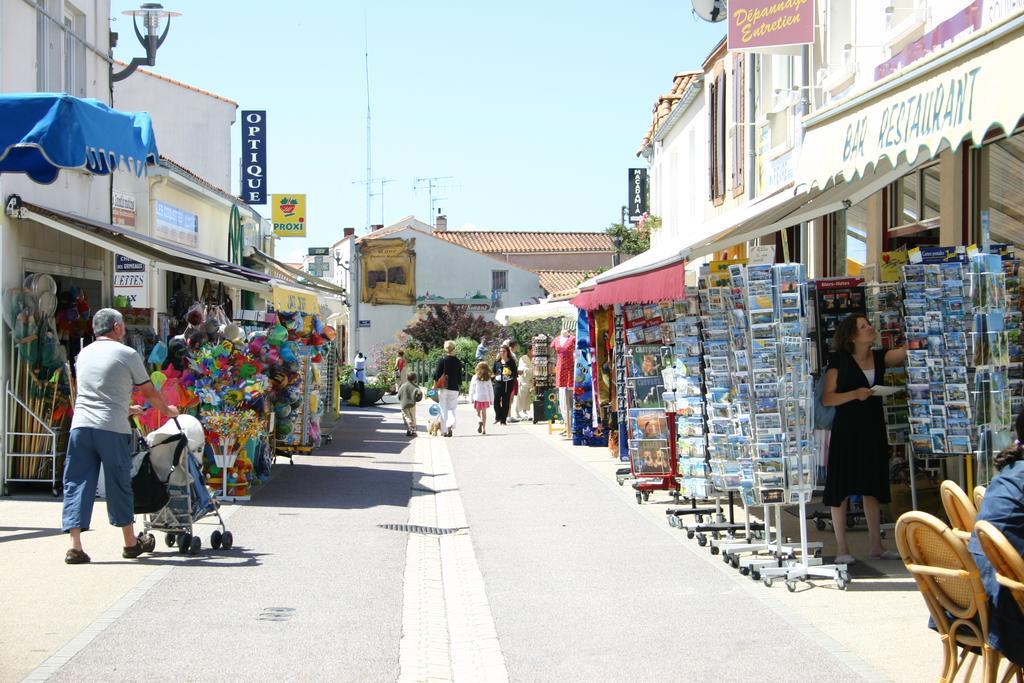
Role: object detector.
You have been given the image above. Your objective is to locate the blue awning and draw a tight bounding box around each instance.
[0,93,158,184]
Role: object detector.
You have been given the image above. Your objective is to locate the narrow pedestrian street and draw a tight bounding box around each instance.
[3,400,932,682]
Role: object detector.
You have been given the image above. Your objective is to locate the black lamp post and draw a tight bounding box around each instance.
[611,234,623,267]
[111,3,180,82]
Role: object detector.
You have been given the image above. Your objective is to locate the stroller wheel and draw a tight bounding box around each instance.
[210,530,223,549]
[188,536,201,555]
[166,533,177,548]
[221,531,233,550]
[177,533,190,553]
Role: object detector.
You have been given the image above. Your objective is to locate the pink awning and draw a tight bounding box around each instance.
[572,261,685,309]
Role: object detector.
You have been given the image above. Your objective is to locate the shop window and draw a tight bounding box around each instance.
[36,0,62,92]
[63,5,86,97]
[897,163,941,225]
[708,72,727,201]
[491,270,508,292]
[980,134,1024,247]
[730,54,745,194]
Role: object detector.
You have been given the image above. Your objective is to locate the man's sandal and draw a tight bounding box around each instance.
[123,533,156,559]
[65,548,91,564]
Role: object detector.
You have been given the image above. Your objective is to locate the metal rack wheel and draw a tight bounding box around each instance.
[642,491,651,502]
[696,534,708,547]
[722,552,732,565]
[739,566,750,576]
[730,555,741,569]
[751,569,761,581]
[762,575,773,587]
[686,529,695,539]
[165,533,176,547]
[617,479,624,486]
[786,579,798,592]
[716,514,726,524]
[835,570,850,590]
[210,530,223,549]
[635,492,643,504]
[222,531,233,549]
[710,545,720,555]
[177,533,190,553]
[813,548,822,558]
[814,518,827,531]
[188,536,201,555]
[52,487,60,497]
[695,514,705,524]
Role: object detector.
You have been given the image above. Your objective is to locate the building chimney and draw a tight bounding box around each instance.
[343,227,355,238]
[371,224,384,232]
[434,214,448,232]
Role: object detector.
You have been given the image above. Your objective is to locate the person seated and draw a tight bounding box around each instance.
[969,410,1024,668]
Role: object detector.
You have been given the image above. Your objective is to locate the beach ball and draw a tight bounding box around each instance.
[428,403,441,417]
[268,325,288,346]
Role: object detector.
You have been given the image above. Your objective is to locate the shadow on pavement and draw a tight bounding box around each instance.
[0,525,65,543]
[84,547,268,568]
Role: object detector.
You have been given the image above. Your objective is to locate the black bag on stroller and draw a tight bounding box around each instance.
[132,428,187,514]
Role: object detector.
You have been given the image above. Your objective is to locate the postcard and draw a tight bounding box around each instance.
[631,439,671,476]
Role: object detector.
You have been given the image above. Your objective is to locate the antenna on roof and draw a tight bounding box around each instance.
[363,13,372,234]
[413,176,454,222]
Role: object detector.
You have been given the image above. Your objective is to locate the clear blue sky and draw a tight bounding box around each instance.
[110,1,725,260]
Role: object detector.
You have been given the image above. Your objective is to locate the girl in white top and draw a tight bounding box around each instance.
[469,361,495,435]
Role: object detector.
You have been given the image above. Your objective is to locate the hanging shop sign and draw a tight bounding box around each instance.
[727,0,814,52]
[308,247,330,256]
[155,200,199,248]
[628,168,648,222]
[271,194,306,237]
[271,285,318,314]
[112,191,136,228]
[798,21,1024,189]
[359,238,416,305]
[241,110,267,205]
[113,255,149,307]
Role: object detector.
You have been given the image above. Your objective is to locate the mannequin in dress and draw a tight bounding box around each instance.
[551,325,576,435]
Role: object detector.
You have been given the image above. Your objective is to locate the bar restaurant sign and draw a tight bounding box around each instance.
[798,26,1024,189]
[271,194,306,237]
[727,0,814,52]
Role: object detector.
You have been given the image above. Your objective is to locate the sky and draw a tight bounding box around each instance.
[110,1,727,262]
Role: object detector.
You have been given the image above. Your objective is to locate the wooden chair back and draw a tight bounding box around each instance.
[940,480,977,540]
[975,520,1024,614]
[974,485,986,512]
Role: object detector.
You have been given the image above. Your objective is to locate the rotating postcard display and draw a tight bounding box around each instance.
[702,262,816,508]
[810,278,866,373]
[572,309,607,446]
[902,249,1024,484]
[671,288,710,500]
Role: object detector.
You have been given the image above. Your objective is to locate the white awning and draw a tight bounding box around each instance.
[495,300,577,325]
[797,13,1024,189]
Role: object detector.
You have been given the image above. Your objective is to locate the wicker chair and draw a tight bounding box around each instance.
[895,511,1003,682]
[941,480,977,542]
[975,486,987,513]
[974,520,1024,682]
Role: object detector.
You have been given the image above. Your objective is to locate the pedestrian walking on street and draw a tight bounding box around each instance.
[397,372,422,437]
[469,362,494,434]
[393,350,407,393]
[433,340,463,437]
[503,340,521,422]
[492,345,517,425]
[353,352,367,398]
[475,339,486,362]
[820,314,906,565]
[515,345,535,421]
[61,308,180,565]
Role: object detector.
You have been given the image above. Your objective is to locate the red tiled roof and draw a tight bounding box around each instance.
[115,61,238,106]
[433,231,612,254]
[537,270,595,295]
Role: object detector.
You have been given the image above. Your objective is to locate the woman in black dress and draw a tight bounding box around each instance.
[822,314,906,564]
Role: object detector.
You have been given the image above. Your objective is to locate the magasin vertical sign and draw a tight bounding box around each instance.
[628,168,648,222]
[241,110,267,205]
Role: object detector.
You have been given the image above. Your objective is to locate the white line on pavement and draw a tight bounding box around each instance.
[398,435,509,683]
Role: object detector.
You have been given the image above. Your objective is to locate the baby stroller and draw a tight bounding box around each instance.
[139,416,232,556]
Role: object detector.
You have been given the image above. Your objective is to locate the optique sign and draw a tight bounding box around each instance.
[241,110,267,205]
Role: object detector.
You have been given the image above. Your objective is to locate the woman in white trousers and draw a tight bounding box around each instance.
[433,340,464,437]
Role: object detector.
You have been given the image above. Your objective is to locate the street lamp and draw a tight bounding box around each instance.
[611,234,623,267]
[111,3,181,82]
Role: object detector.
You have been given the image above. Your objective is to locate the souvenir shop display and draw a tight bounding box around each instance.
[572,309,607,447]
[266,310,329,462]
[2,274,72,496]
[670,289,710,502]
[550,326,576,430]
[612,307,630,463]
[809,277,866,372]
[530,334,558,423]
[902,247,1024,487]
[621,301,675,501]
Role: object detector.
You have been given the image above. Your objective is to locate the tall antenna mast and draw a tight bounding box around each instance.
[363,14,371,233]
[413,176,454,223]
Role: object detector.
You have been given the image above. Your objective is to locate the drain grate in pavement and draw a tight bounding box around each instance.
[377,523,467,535]
[258,607,296,622]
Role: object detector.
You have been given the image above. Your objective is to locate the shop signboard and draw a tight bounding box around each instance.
[360,238,416,305]
[628,168,648,222]
[272,285,318,314]
[113,255,148,306]
[727,0,814,52]
[155,201,198,248]
[358,319,371,328]
[241,110,267,205]
[272,194,306,237]
[308,247,330,256]
[112,191,136,228]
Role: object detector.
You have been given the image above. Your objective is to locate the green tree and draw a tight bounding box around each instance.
[606,221,650,256]
[403,304,503,352]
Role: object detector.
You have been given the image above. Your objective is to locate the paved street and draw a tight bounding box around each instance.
[2,400,933,682]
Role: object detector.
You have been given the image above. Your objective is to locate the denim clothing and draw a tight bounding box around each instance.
[62,427,134,531]
[969,459,1024,666]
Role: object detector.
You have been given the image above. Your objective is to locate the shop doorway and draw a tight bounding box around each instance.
[24,272,102,370]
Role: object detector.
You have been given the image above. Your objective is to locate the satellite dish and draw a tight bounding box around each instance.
[692,0,727,22]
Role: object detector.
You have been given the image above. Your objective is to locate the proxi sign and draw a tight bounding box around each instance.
[272,194,306,237]
[727,0,814,52]
[241,110,267,205]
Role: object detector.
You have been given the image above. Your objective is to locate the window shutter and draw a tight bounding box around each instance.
[708,82,717,201]
[715,73,726,198]
[733,55,745,192]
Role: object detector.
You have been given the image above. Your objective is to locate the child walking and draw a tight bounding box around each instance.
[469,362,494,434]
[397,372,423,437]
